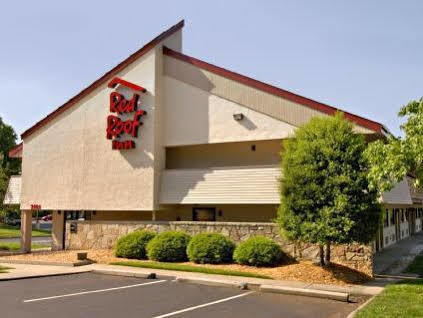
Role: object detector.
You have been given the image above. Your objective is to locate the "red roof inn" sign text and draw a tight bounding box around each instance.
[106,77,147,150]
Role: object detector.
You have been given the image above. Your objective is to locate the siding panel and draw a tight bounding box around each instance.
[381,178,413,205]
[160,166,280,204]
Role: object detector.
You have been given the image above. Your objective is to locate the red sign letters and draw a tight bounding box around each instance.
[106,78,147,150]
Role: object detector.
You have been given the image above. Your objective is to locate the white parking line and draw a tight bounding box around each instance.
[152,291,255,318]
[23,280,167,303]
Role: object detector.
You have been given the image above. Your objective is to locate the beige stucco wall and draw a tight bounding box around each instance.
[20,31,182,211]
[164,56,375,137]
[166,140,281,169]
[162,76,296,146]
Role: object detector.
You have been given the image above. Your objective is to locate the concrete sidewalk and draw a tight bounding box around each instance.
[373,231,423,275]
[0,262,91,280]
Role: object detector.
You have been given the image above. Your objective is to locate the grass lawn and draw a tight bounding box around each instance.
[356,279,423,318]
[111,261,273,279]
[0,265,12,273]
[0,224,50,239]
[0,242,50,251]
[404,255,423,276]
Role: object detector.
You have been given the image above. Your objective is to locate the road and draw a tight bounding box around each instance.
[0,273,361,318]
[0,236,52,244]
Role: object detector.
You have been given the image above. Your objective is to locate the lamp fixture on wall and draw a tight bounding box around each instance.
[233,113,244,121]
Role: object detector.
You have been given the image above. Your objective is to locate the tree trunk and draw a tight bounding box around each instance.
[319,245,325,266]
[325,242,331,265]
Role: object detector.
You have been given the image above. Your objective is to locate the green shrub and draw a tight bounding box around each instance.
[233,236,283,267]
[146,231,191,262]
[115,230,156,259]
[187,233,235,264]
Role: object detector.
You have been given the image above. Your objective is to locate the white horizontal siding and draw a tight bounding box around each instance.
[3,175,21,205]
[381,178,413,205]
[160,166,280,204]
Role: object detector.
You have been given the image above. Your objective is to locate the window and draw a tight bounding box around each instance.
[192,208,216,221]
[385,236,389,245]
[390,209,396,225]
[401,209,405,223]
[384,209,389,227]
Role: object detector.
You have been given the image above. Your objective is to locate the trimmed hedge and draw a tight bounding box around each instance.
[233,236,283,267]
[115,230,156,259]
[187,233,235,264]
[146,231,191,262]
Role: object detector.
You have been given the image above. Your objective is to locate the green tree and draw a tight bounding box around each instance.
[0,116,20,175]
[0,116,21,222]
[365,98,423,193]
[277,113,381,266]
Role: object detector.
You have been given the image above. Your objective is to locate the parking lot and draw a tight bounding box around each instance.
[0,273,361,318]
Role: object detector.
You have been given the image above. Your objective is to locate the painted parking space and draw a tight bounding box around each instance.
[0,273,360,318]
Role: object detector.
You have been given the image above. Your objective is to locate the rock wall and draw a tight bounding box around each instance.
[65,221,373,276]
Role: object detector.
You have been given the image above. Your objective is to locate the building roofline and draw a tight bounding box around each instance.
[163,46,386,134]
[8,142,23,158]
[20,20,184,139]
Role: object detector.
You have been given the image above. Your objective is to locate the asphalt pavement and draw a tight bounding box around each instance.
[0,273,361,318]
[0,236,52,244]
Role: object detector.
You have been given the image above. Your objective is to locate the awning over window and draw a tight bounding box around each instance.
[3,175,21,205]
[160,165,280,204]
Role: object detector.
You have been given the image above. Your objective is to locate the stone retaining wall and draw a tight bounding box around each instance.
[65,221,373,276]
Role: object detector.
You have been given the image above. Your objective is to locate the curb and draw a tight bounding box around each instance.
[260,284,349,302]
[346,295,376,318]
[0,259,92,267]
[91,269,175,280]
[94,269,351,302]
[0,270,91,281]
[374,273,420,279]
[175,277,250,290]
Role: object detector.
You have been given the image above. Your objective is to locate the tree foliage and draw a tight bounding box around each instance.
[0,116,21,222]
[0,116,20,176]
[365,97,423,193]
[277,113,381,264]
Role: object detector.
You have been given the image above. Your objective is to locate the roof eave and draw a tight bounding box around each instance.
[163,46,385,134]
[20,20,184,140]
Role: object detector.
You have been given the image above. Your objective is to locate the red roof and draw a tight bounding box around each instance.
[163,46,386,134]
[9,142,23,158]
[20,20,184,139]
[19,18,386,141]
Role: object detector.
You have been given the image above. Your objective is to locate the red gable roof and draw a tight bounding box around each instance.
[19,19,386,141]
[9,142,23,158]
[20,20,184,139]
[163,46,387,134]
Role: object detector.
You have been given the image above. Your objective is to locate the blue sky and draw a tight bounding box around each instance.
[1,0,422,138]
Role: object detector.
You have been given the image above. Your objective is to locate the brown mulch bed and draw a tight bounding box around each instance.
[0,249,371,286]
